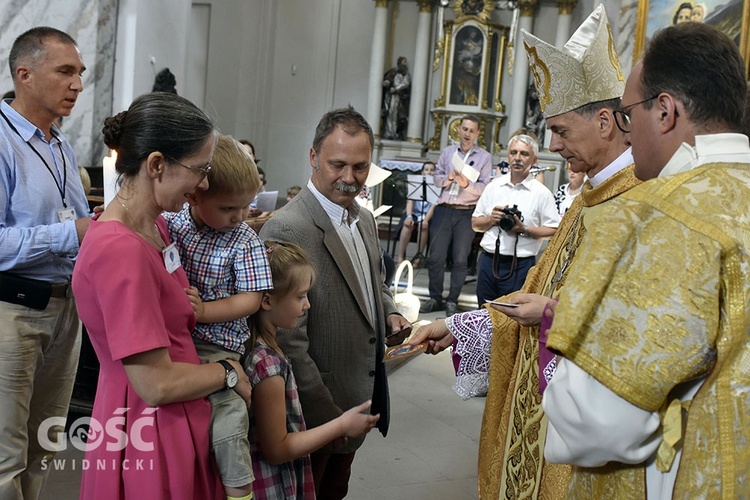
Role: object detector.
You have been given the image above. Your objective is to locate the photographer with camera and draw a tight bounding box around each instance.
[471,134,559,306]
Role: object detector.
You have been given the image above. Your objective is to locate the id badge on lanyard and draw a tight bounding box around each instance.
[57,207,77,222]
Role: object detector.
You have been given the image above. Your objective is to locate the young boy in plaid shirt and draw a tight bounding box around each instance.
[163,135,273,500]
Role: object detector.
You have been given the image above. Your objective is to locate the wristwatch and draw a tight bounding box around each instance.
[217,360,238,390]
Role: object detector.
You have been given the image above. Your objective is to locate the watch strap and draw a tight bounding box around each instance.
[217,359,235,388]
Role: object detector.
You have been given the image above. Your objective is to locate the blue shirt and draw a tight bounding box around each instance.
[163,206,273,353]
[411,200,431,222]
[0,100,88,282]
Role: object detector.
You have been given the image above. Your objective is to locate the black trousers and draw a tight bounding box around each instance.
[475,250,535,306]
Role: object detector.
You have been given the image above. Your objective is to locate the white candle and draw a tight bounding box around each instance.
[102,150,119,208]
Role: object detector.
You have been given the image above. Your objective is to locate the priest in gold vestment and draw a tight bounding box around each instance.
[411,6,641,498]
[542,23,750,498]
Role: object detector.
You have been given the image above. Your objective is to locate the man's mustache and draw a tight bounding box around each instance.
[334,182,360,193]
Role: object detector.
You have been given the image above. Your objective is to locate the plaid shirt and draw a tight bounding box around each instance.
[163,207,272,353]
[246,341,316,499]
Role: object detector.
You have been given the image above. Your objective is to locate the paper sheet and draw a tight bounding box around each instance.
[371,204,391,217]
[366,162,392,187]
[254,191,278,213]
[451,151,480,183]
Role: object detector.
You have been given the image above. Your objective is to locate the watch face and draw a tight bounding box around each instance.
[226,370,238,388]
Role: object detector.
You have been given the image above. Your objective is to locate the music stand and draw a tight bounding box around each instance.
[403,175,440,262]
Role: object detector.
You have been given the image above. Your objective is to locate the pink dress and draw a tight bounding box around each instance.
[72,216,223,500]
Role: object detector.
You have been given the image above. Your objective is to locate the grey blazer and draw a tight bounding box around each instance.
[259,186,398,452]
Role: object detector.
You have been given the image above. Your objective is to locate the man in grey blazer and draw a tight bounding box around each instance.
[259,106,412,499]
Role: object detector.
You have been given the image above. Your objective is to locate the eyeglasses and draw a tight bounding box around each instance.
[613,95,659,133]
[169,157,212,179]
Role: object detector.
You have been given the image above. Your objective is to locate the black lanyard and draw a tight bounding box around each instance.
[0,109,69,208]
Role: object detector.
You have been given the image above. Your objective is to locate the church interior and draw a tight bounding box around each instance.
[5,0,744,212]
[1,0,647,210]
[4,1,749,498]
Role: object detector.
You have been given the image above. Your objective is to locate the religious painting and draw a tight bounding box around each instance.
[437,21,506,112]
[449,25,485,106]
[633,0,750,75]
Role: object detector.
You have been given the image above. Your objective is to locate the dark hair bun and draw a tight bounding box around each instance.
[102,111,127,150]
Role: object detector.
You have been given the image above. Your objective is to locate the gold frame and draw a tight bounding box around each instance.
[633,0,750,76]
[433,21,509,111]
[428,1,509,154]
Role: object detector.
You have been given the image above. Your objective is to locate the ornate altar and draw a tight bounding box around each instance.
[428,0,509,154]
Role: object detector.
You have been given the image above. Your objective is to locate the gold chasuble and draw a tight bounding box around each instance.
[547,163,750,499]
[477,165,640,499]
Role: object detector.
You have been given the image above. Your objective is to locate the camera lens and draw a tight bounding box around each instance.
[498,214,516,231]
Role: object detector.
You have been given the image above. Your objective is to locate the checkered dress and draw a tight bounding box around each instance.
[163,207,273,353]
[245,341,316,499]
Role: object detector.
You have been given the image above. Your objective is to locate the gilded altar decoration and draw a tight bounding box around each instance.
[452,0,493,22]
[429,0,508,153]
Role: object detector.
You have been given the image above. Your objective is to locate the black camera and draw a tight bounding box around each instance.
[498,205,523,231]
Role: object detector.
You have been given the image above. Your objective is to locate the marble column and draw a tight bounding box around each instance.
[507,0,537,134]
[406,0,433,143]
[367,0,389,136]
[554,0,577,48]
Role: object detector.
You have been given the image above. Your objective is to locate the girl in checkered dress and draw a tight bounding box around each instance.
[244,241,380,499]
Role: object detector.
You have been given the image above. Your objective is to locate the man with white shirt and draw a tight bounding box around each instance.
[543,22,750,498]
[410,6,642,498]
[471,133,558,306]
[420,114,492,317]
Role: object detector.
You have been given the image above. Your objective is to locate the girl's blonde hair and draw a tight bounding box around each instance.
[249,240,315,353]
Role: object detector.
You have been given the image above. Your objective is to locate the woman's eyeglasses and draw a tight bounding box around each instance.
[169,157,212,179]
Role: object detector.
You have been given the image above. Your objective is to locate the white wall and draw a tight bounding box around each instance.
[112,0,190,114]
[231,0,276,151]
[263,1,378,193]
[1,0,624,176]
[181,0,376,196]
[202,0,249,133]
[335,0,378,114]
[106,0,624,190]
[264,0,340,190]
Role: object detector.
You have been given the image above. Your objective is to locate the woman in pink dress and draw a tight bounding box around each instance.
[72,92,252,500]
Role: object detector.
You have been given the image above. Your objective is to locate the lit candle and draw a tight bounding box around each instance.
[102,150,119,208]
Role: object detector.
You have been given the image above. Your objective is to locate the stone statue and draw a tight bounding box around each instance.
[153,68,177,94]
[382,56,411,140]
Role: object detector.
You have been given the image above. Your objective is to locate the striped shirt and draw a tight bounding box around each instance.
[163,206,272,353]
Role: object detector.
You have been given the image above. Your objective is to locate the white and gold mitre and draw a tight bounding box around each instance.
[522,4,624,118]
